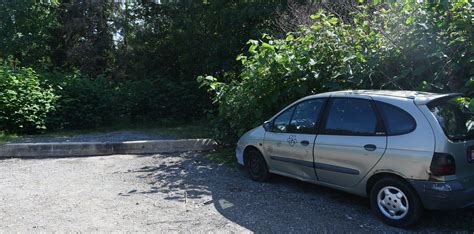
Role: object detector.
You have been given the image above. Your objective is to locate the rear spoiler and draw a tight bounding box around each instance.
[414,93,464,105]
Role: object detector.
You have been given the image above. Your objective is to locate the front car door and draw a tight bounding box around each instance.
[314,96,387,187]
[263,98,327,181]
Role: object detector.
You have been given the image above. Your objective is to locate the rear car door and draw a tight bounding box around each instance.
[264,98,326,181]
[314,97,387,187]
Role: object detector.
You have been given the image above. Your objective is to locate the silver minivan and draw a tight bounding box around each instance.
[235,90,474,227]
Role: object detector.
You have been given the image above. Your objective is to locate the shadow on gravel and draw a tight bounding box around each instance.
[129,153,474,232]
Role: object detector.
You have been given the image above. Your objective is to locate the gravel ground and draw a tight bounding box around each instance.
[0,153,473,232]
[9,131,176,143]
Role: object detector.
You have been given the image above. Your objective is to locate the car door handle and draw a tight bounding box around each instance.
[300,140,310,146]
[364,144,377,151]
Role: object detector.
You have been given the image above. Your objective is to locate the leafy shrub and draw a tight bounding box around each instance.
[46,72,208,130]
[47,71,117,129]
[353,2,473,92]
[199,0,473,142]
[464,78,474,96]
[117,79,157,121]
[199,11,368,140]
[0,63,57,133]
[115,78,208,122]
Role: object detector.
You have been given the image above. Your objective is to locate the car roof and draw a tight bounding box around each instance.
[303,90,462,105]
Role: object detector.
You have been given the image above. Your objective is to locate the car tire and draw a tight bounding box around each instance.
[246,149,271,182]
[369,176,423,227]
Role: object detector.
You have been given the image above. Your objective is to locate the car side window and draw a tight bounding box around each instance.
[323,98,379,136]
[288,99,325,134]
[273,106,295,133]
[376,101,416,135]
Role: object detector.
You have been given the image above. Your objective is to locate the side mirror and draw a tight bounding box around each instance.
[263,120,273,132]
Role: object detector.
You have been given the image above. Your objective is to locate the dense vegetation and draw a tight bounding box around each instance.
[0,0,286,133]
[0,63,57,133]
[0,0,472,141]
[200,0,473,141]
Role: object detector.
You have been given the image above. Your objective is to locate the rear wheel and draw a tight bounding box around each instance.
[369,176,423,227]
[246,149,270,182]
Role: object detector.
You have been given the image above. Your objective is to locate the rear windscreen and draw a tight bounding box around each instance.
[428,96,474,141]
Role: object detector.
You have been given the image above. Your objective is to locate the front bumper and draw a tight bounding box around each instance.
[235,144,244,166]
[409,179,474,210]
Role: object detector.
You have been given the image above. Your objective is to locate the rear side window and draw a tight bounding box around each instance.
[376,102,416,135]
[323,98,380,136]
[428,97,474,141]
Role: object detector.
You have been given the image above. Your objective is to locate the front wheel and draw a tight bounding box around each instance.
[370,176,423,227]
[246,149,271,182]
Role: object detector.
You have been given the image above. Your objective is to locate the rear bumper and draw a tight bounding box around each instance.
[409,179,474,210]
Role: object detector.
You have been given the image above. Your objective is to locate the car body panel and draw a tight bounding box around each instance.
[418,104,474,188]
[314,135,386,187]
[263,132,317,181]
[235,126,266,165]
[312,95,388,187]
[364,96,436,181]
[298,90,459,106]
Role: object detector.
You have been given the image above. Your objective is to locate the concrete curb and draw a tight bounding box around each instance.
[0,139,218,158]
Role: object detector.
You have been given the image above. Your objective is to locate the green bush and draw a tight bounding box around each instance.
[199,0,473,142]
[115,78,207,122]
[0,63,57,133]
[117,79,157,121]
[46,73,207,130]
[47,71,117,129]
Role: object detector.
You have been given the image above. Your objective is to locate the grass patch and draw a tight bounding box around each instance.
[206,147,239,168]
[0,132,18,143]
[0,119,213,143]
[45,120,212,139]
[146,123,212,139]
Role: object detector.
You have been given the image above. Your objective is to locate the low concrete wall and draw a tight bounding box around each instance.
[0,139,218,158]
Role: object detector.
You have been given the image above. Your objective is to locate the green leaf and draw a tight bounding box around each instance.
[286,34,295,41]
[328,17,338,25]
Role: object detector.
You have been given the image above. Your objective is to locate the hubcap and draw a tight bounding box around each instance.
[377,186,409,220]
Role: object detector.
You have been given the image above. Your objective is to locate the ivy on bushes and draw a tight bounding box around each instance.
[199,0,473,142]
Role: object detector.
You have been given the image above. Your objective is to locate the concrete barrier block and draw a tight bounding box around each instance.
[0,139,218,158]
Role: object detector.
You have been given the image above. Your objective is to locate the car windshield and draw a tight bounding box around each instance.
[428,96,474,141]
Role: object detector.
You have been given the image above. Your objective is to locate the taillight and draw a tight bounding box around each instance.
[430,153,456,176]
[468,147,474,163]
